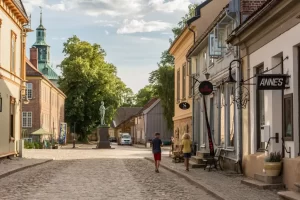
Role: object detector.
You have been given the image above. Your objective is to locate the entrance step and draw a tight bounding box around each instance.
[254,173,283,184]
[241,179,285,190]
[191,156,206,164]
[278,191,300,200]
[190,161,206,169]
[196,151,211,158]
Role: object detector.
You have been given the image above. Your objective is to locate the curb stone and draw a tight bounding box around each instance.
[0,159,53,180]
[144,157,225,200]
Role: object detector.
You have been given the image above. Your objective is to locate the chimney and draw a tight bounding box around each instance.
[30,47,38,69]
[240,0,268,15]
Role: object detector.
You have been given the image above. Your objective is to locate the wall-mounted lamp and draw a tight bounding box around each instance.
[205,72,210,80]
[23,96,30,105]
[224,66,236,86]
[0,93,2,112]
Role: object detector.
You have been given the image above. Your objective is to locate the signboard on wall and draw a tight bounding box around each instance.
[199,81,214,95]
[257,74,288,90]
[179,102,190,110]
[59,123,67,144]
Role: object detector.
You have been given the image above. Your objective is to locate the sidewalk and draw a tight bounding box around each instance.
[0,157,52,179]
[145,156,281,200]
[134,144,171,151]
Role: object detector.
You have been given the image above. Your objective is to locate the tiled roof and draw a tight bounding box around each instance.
[26,58,66,98]
[38,63,59,80]
[136,98,159,115]
[113,107,142,127]
[13,0,28,18]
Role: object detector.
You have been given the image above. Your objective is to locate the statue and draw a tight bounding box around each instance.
[99,101,109,125]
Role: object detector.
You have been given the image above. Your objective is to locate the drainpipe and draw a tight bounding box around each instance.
[187,25,196,150]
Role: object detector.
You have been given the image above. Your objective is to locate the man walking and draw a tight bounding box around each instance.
[152,132,163,173]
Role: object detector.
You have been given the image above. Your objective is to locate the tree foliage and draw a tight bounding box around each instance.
[135,85,157,107]
[58,36,130,141]
[171,4,199,40]
[147,3,198,130]
[149,65,174,130]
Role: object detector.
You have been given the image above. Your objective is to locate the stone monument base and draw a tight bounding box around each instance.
[96,125,112,149]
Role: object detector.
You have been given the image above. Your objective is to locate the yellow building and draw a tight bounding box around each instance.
[169,0,229,147]
[0,0,30,157]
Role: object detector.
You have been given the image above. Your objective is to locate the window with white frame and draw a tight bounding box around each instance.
[22,112,32,128]
[26,83,33,99]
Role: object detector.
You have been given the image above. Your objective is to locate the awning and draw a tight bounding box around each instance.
[31,128,52,135]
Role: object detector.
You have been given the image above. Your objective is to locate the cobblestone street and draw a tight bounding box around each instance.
[0,144,215,200]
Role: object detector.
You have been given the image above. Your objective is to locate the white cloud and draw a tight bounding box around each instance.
[105,30,109,35]
[117,19,172,34]
[94,20,119,27]
[140,37,153,41]
[148,0,191,13]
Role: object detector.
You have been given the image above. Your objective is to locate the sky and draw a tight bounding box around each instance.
[23,0,204,93]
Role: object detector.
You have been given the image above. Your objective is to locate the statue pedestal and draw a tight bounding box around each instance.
[96,125,111,149]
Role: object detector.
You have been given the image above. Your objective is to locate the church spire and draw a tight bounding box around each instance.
[39,6,43,26]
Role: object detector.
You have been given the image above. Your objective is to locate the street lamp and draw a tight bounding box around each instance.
[205,72,210,80]
[224,66,236,86]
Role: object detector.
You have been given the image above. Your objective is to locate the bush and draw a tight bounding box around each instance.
[24,141,35,149]
[265,152,282,162]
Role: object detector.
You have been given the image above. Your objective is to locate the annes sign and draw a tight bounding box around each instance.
[257,74,288,90]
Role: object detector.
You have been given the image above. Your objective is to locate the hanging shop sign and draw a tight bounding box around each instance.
[257,74,288,90]
[179,102,190,110]
[199,81,213,95]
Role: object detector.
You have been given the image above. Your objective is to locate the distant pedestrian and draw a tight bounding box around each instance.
[169,136,174,157]
[181,133,192,171]
[152,132,163,173]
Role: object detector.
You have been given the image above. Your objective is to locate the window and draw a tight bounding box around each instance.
[26,83,33,99]
[11,31,16,73]
[38,32,41,37]
[182,64,186,99]
[22,112,32,128]
[177,69,180,102]
[283,94,293,140]
[228,78,235,147]
[10,97,16,138]
[203,50,207,69]
[196,58,199,74]
[256,65,265,150]
[188,60,193,97]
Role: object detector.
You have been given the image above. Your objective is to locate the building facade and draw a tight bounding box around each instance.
[22,58,66,141]
[134,98,173,144]
[229,0,300,192]
[170,0,229,148]
[0,0,30,157]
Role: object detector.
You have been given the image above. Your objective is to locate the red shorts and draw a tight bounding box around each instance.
[153,153,161,161]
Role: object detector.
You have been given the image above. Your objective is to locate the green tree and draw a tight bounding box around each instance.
[58,36,128,141]
[172,4,198,39]
[135,85,156,107]
[149,65,174,130]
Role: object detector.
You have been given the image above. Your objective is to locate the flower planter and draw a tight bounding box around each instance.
[264,162,282,176]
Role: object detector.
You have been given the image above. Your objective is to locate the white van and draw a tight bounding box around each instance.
[118,133,132,145]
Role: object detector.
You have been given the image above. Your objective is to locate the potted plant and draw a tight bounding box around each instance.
[264,152,282,176]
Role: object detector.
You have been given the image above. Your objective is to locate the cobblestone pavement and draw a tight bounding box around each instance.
[157,156,281,200]
[0,158,215,200]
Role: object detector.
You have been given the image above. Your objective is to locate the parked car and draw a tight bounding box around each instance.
[109,137,117,143]
[118,133,132,145]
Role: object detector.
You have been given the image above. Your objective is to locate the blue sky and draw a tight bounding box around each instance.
[23,0,203,93]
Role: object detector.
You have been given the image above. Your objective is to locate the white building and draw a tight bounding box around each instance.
[0,0,30,157]
[229,0,300,192]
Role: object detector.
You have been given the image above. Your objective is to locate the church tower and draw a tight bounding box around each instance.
[32,7,58,83]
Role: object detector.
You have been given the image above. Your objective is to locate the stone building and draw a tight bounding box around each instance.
[21,9,66,142]
[0,0,30,157]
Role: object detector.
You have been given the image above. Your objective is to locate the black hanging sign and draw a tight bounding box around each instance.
[257,74,288,90]
[179,102,190,110]
[199,81,213,95]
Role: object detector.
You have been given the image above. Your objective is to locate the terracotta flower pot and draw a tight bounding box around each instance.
[264,162,282,176]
